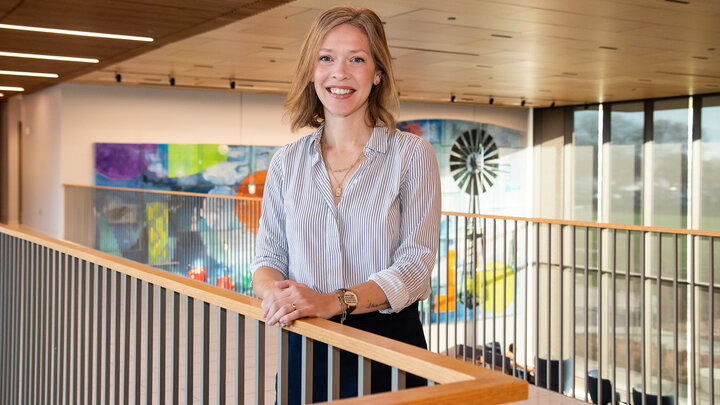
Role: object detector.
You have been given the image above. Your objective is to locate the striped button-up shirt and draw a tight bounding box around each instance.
[250,125,441,313]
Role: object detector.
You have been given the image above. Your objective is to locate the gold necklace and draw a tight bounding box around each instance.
[321,138,365,197]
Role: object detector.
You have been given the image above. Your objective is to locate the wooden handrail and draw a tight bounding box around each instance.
[65,183,720,237]
[0,223,528,404]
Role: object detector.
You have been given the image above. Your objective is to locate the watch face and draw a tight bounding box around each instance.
[343,291,358,306]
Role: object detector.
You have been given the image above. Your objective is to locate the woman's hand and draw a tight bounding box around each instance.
[262,280,341,327]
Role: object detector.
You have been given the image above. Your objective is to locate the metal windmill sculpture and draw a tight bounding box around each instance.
[450,128,500,307]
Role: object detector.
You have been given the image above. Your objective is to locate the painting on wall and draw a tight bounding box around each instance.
[94,143,279,195]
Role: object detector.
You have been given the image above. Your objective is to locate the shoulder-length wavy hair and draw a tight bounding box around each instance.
[283,6,399,132]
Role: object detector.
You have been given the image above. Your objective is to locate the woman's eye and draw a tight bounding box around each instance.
[351,57,365,63]
[319,55,332,62]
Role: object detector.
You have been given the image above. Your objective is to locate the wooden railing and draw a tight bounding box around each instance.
[0,223,528,404]
[63,184,720,405]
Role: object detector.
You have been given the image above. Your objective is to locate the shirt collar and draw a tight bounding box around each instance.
[308,124,391,155]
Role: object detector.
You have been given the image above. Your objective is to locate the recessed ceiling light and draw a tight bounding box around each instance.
[448,17,456,21]
[598,46,618,50]
[0,51,98,63]
[693,56,709,60]
[491,34,512,39]
[0,70,58,78]
[0,86,24,91]
[0,93,4,97]
[0,23,153,41]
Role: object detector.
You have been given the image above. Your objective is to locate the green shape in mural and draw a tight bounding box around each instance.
[147,202,169,264]
[168,144,228,178]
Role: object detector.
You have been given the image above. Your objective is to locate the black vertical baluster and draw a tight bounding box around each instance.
[159,286,167,405]
[135,278,142,405]
[123,274,132,404]
[95,265,104,405]
[172,291,180,405]
[87,262,96,405]
[559,225,564,394]
[114,271,122,405]
[186,296,194,404]
[218,307,227,405]
[147,283,154,405]
[657,233,662,403]
[105,267,112,405]
[584,227,589,402]
[236,313,245,405]
[202,301,210,405]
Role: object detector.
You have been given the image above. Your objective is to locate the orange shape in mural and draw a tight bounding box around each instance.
[235,170,266,233]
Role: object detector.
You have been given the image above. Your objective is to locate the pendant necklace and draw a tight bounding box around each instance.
[322,138,365,197]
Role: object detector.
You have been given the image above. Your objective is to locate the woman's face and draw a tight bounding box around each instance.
[313,23,381,123]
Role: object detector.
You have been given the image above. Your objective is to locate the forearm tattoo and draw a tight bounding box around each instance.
[367,300,389,309]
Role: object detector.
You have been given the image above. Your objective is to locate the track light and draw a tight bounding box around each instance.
[450,95,456,103]
[521,99,526,106]
[550,101,556,108]
[230,80,236,89]
[115,73,122,83]
[169,77,175,86]
[489,97,494,105]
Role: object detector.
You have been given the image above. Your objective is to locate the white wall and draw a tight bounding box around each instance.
[1,96,22,225]
[19,82,527,238]
[20,86,63,237]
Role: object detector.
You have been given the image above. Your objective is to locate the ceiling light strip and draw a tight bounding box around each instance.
[0,86,24,91]
[0,51,98,63]
[0,70,58,78]
[0,23,153,42]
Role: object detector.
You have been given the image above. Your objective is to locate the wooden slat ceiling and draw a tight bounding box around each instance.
[0,0,294,94]
[4,0,720,107]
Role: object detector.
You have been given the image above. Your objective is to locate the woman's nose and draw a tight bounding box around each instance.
[331,60,348,79]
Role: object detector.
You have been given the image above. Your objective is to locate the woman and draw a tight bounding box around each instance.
[250,6,441,402]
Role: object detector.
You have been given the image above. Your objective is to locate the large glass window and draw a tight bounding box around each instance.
[652,98,689,229]
[573,107,599,222]
[609,102,644,225]
[701,96,720,231]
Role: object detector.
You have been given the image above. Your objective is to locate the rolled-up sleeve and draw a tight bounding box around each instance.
[250,147,290,278]
[369,139,441,313]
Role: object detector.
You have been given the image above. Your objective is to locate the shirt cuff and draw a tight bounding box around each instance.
[368,271,410,314]
[250,258,288,278]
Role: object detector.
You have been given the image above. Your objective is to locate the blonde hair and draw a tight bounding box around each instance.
[284,6,399,132]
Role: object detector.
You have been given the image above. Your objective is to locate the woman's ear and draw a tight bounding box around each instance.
[373,72,381,86]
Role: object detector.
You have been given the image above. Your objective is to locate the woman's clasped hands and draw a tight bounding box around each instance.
[261,280,340,327]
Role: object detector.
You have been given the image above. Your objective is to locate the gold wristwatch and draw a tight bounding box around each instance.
[336,288,357,324]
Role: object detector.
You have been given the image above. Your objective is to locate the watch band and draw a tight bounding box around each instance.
[335,290,348,324]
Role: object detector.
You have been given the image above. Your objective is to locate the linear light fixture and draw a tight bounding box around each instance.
[0,86,24,91]
[0,23,153,42]
[0,51,98,63]
[0,70,58,78]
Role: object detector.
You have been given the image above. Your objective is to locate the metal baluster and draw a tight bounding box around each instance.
[255,320,265,405]
[172,291,180,405]
[535,223,540,388]
[41,246,50,404]
[105,267,112,405]
[0,235,7,403]
[58,253,68,405]
[123,274,132,404]
[277,328,288,405]
[114,271,122,405]
[158,286,167,405]
[673,234,678,405]
[328,345,340,401]
[709,236,714,403]
[218,307,227,405]
[86,261,96,405]
[641,231,646,405]
[463,218,468,363]
[391,367,406,391]
[79,259,88,405]
[612,229,617,405]
[71,257,79,405]
[546,224,551,391]
[570,226,576,396]
[454,217,459,359]
[358,355,370,397]
[525,222,529,382]
[513,220,518,379]
[236,313,245,405]
[146,283,154,405]
[436,216,441,354]
[95,265,103,405]
[186,296,194,404]
[302,336,314,404]
[626,231,632,405]
[584,227,589,402]
[202,301,210,405]
[598,229,603,405]
[689,236,696,405]
[657,233,662,403]
[559,224,564,395]
[445,215,450,356]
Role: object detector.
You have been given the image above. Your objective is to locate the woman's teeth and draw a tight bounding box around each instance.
[329,88,353,95]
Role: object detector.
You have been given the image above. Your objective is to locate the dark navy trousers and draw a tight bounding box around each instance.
[279,302,427,404]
